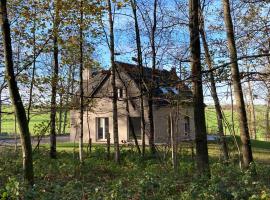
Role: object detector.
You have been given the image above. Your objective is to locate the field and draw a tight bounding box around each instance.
[0,141,269,199]
[0,105,70,136]
[205,105,267,140]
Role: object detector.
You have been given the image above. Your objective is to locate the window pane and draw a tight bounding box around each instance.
[97,118,103,139]
[129,117,141,140]
[184,116,190,134]
[97,117,109,140]
[105,118,109,139]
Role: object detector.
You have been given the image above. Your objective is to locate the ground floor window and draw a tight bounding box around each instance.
[97,117,109,140]
[128,117,141,140]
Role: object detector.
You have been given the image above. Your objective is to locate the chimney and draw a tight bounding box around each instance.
[170,67,177,76]
[83,67,91,81]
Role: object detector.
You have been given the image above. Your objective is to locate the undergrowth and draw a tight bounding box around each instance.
[0,146,269,200]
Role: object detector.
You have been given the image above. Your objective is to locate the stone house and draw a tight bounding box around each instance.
[70,61,195,144]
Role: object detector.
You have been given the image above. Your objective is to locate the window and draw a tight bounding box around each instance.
[117,88,123,98]
[97,117,109,140]
[128,117,141,140]
[184,116,190,135]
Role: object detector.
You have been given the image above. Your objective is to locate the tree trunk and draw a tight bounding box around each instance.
[148,0,158,156]
[107,0,120,164]
[0,0,34,185]
[62,64,73,135]
[116,68,141,154]
[247,79,256,140]
[27,3,37,123]
[50,0,61,159]
[58,92,63,134]
[79,0,84,163]
[189,0,210,176]
[170,113,177,171]
[265,96,270,141]
[199,10,229,161]
[131,0,146,157]
[222,0,253,168]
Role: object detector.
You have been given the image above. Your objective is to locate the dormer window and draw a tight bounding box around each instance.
[117,88,123,98]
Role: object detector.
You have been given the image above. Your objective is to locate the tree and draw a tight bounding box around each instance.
[222,0,253,169]
[130,0,146,156]
[148,0,158,155]
[189,0,210,175]
[79,0,84,163]
[50,0,61,159]
[107,0,120,164]
[199,6,229,161]
[0,0,34,186]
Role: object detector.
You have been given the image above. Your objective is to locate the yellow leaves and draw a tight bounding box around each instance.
[111,0,127,10]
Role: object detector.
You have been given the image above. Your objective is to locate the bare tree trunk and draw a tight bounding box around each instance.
[148,0,158,156]
[131,0,146,157]
[107,0,120,163]
[62,65,73,135]
[189,0,210,176]
[58,92,63,134]
[79,0,84,163]
[265,96,270,141]
[116,68,141,154]
[50,0,61,159]
[170,113,177,171]
[0,0,34,185]
[247,79,256,140]
[222,0,253,169]
[199,10,229,161]
[27,2,37,123]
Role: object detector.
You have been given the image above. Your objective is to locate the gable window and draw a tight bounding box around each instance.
[184,116,190,136]
[128,117,141,140]
[117,88,123,98]
[97,117,109,140]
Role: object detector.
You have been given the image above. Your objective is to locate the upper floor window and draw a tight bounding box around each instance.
[184,116,190,136]
[117,88,124,98]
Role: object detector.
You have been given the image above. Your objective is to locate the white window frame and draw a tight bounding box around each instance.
[96,117,108,140]
[117,88,123,99]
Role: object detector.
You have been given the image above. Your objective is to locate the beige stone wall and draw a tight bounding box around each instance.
[70,69,195,144]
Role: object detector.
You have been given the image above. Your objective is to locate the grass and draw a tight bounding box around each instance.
[205,105,268,140]
[0,105,70,136]
[0,141,270,199]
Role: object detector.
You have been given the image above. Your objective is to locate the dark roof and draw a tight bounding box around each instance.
[115,61,192,98]
[72,62,193,108]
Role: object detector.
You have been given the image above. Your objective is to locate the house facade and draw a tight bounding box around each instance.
[70,62,195,144]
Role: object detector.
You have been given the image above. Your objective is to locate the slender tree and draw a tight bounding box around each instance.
[0,0,34,185]
[50,0,61,159]
[222,0,253,168]
[107,0,120,163]
[79,0,84,163]
[199,8,229,161]
[27,1,37,123]
[130,0,146,156]
[148,0,158,155]
[189,0,210,175]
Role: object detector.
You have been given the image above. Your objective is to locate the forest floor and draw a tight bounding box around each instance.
[0,140,269,200]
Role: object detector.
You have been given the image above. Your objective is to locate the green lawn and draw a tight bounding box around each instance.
[0,105,70,136]
[205,105,267,140]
